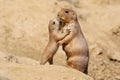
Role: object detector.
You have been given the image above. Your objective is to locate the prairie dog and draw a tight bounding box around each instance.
[57,8,89,74]
[40,18,70,65]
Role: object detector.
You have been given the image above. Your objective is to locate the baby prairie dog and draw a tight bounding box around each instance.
[40,18,70,65]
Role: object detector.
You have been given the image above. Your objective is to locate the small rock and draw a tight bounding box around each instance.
[90,44,103,56]
[108,52,120,62]
[112,26,120,36]
[115,76,120,80]
[4,55,18,63]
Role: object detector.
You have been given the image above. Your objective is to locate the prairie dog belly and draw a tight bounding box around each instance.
[63,36,88,56]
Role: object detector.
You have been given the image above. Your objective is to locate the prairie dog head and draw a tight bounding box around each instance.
[48,18,61,32]
[57,8,77,23]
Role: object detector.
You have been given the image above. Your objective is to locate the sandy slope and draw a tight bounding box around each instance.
[0,63,93,80]
[0,52,93,80]
[0,0,120,80]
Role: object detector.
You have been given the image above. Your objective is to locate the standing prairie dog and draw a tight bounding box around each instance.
[40,18,70,65]
[57,8,89,74]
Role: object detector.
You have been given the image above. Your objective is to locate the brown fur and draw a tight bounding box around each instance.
[40,18,69,65]
[57,8,89,74]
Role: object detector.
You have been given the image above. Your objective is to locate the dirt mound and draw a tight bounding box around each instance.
[0,63,93,80]
[0,52,93,80]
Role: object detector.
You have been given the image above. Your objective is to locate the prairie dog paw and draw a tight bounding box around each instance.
[58,41,64,45]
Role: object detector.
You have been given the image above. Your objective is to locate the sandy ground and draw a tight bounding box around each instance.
[0,52,93,80]
[0,63,93,80]
[0,0,120,80]
[0,64,93,80]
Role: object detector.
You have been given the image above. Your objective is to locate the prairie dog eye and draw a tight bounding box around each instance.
[52,21,55,25]
[65,10,69,13]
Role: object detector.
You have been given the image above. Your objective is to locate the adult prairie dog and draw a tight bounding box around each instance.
[57,8,89,74]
